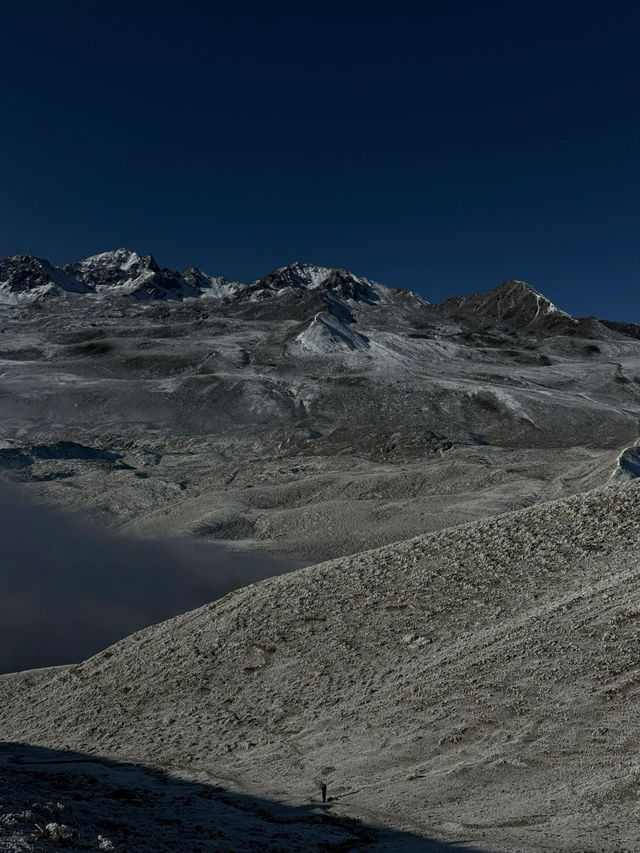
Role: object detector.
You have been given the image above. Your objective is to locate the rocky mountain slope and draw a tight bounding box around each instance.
[4,249,640,850]
[1,249,640,561]
[4,481,640,851]
[433,278,576,332]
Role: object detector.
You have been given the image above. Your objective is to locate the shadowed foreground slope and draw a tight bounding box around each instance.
[0,743,489,852]
[4,483,640,850]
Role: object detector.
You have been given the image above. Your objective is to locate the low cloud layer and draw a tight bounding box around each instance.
[0,482,300,674]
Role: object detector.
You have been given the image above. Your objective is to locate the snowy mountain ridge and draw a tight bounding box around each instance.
[1,250,395,306]
[2,243,639,565]
[0,249,579,334]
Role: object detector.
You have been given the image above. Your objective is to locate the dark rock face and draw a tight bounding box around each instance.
[64,249,160,289]
[0,255,89,296]
[434,279,576,331]
[322,269,380,304]
[64,250,200,300]
[253,262,329,292]
[181,267,233,297]
[131,267,199,301]
[240,264,382,318]
[601,319,640,341]
[256,263,379,300]
[1,249,635,352]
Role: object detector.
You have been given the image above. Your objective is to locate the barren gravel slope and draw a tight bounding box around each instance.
[5,481,640,851]
[3,267,640,564]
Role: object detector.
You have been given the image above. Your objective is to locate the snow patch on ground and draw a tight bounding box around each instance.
[294,312,371,353]
[94,268,157,295]
[470,387,538,426]
[0,283,53,304]
[533,290,572,320]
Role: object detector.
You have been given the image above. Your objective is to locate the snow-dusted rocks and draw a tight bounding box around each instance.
[181,266,242,299]
[435,278,577,330]
[320,268,381,304]
[2,247,640,563]
[65,249,202,300]
[242,263,384,304]
[0,255,91,303]
[294,311,371,352]
[0,248,242,302]
[0,251,390,306]
[64,248,153,289]
[252,261,334,291]
[0,250,583,329]
[41,822,78,844]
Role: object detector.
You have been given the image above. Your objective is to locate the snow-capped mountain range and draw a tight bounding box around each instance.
[0,250,388,305]
[0,247,595,341]
[0,249,237,302]
[4,249,640,852]
[3,244,640,562]
[1,243,639,559]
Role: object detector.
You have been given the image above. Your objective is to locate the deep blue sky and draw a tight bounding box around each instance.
[1,0,638,319]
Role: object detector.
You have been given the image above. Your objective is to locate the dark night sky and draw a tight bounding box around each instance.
[1,0,638,319]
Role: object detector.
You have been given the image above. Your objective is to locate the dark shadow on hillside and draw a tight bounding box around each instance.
[0,742,494,852]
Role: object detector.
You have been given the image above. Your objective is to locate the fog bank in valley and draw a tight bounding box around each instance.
[0,481,297,674]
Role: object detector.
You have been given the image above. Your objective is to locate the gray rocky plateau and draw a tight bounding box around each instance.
[3,249,640,850]
[1,250,640,562]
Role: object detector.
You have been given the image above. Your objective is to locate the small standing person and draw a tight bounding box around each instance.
[321,782,327,803]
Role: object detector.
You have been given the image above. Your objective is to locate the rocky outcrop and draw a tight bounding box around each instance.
[435,278,577,331]
[0,255,90,300]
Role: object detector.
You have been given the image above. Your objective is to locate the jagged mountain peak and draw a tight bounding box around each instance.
[63,250,202,300]
[0,254,90,300]
[2,252,47,264]
[0,250,609,341]
[322,267,381,303]
[252,261,333,291]
[497,277,534,288]
[79,247,144,264]
[435,277,575,330]
[250,262,382,305]
[493,278,539,296]
[1,253,62,271]
[181,267,242,300]
[65,249,159,281]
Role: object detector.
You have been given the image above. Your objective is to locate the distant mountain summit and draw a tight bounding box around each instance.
[0,254,91,300]
[251,261,334,291]
[64,249,152,287]
[0,252,393,309]
[63,249,203,300]
[243,263,383,306]
[1,244,640,576]
[0,249,600,339]
[181,267,240,300]
[434,279,576,331]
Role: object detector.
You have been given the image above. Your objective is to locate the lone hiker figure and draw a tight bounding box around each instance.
[321,783,327,803]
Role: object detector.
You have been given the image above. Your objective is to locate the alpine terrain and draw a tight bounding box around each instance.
[3,249,640,850]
